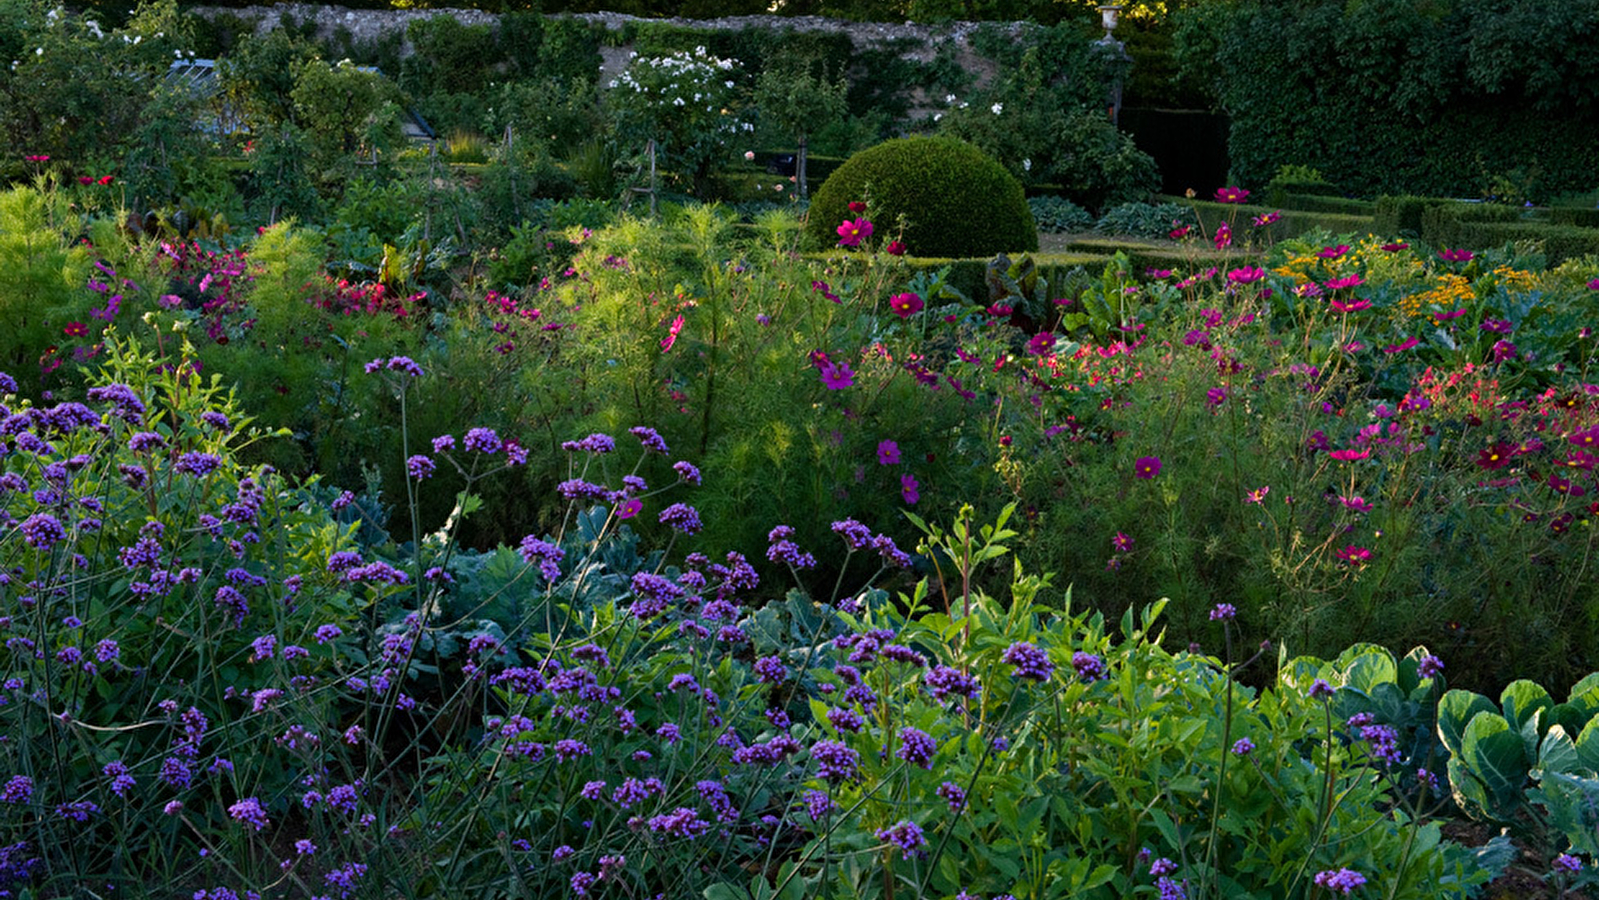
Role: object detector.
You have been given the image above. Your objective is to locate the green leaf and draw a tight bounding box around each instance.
[1340,645,1398,695]
[1501,679,1552,730]
[1537,725,1580,776]
[1576,717,1599,773]
[1438,689,1497,757]
[1447,756,1493,820]
[1461,711,1529,818]
[1567,672,1599,702]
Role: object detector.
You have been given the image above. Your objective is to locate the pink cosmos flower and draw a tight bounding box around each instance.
[1330,298,1371,313]
[1252,211,1281,227]
[1213,222,1232,250]
[617,498,642,519]
[1227,266,1265,285]
[1170,224,1192,239]
[1026,332,1056,356]
[1328,448,1371,461]
[1112,532,1134,552]
[819,359,854,390]
[885,240,906,256]
[900,474,919,505]
[1588,278,1599,290]
[1215,186,1250,203]
[1438,248,1474,262]
[1134,456,1162,479]
[1336,545,1372,566]
[1317,245,1350,259]
[1382,242,1410,252]
[836,218,873,248]
[1245,486,1270,504]
[63,321,88,337]
[888,292,923,318]
[1324,275,1363,290]
[877,440,900,465]
[661,314,684,351]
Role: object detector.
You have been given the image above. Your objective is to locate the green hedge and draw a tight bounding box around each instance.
[1423,217,1599,266]
[1375,196,1535,237]
[1176,198,1375,242]
[1188,0,1599,200]
[1272,192,1375,216]
[1549,207,1599,228]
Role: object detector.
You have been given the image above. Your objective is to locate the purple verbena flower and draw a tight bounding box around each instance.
[1002,642,1054,681]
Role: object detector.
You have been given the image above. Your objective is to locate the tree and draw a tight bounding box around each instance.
[753,51,847,199]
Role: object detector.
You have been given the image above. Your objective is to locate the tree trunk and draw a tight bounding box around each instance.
[798,133,809,200]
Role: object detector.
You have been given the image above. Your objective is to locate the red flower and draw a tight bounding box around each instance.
[1476,443,1515,469]
[884,240,906,256]
[97,175,114,186]
[1381,242,1410,252]
[1438,248,1474,262]
[1328,448,1370,461]
[62,321,87,337]
[848,201,867,213]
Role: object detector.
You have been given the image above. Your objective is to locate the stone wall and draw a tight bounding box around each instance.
[188,4,1014,92]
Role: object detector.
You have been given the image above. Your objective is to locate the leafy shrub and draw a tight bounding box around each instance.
[1094,201,1196,239]
[609,47,749,197]
[1028,195,1094,233]
[808,136,1037,258]
[933,42,1158,209]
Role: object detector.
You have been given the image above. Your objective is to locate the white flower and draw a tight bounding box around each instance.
[960,102,969,109]
[991,103,1003,115]
[608,80,617,88]
[945,94,956,103]
[933,113,942,121]
[1022,158,1031,172]
[673,97,685,106]
[725,80,733,88]
[744,150,755,160]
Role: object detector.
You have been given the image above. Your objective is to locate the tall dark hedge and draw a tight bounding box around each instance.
[1182,0,1599,200]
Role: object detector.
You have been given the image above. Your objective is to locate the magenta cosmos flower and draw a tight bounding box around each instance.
[889,292,923,318]
[837,217,873,248]
[1215,186,1250,203]
[1438,248,1474,262]
[1134,456,1162,479]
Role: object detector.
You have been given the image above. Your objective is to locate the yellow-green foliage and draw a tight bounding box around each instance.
[0,185,90,395]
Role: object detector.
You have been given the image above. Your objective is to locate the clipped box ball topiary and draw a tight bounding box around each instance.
[808,137,1037,258]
